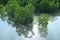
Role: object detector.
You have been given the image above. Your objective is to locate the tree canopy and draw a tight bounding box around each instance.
[0,0,60,13]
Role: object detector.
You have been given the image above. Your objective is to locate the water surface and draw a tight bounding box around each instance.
[0,15,60,40]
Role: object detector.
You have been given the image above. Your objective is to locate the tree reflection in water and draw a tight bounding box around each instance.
[7,16,34,38]
[38,25,48,38]
[16,23,34,38]
[38,14,49,38]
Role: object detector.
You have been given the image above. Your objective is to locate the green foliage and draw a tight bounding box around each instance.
[49,1,59,12]
[38,13,49,27]
[15,7,25,25]
[15,4,35,25]
[5,1,35,25]
[17,0,27,6]
[38,0,59,13]
[0,0,60,13]
[38,0,49,12]
[25,3,35,14]
[27,0,41,13]
[5,0,19,13]
[58,2,60,8]
[27,0,40,6]
[0,4,4,13]
[5,0,19,19]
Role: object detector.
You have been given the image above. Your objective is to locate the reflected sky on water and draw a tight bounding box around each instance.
[0,16,60,40]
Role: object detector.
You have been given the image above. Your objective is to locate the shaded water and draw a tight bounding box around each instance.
[0,14,60,40]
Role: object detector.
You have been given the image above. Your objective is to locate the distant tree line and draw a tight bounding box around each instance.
[0,0,60,13]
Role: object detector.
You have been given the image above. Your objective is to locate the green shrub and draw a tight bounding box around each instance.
[38,13,49,27]
[5,0,19,19]
[15,4,35,25]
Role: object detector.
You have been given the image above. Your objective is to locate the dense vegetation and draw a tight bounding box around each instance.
[5,0,35,25]
[38,14,49,27]
[0,0,60,27]
[0,0,60,12]
[0,0,60,26]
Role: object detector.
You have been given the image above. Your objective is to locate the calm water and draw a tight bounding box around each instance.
[0,15,60,40]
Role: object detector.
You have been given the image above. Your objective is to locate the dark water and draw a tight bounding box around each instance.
[0,15,60,40]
